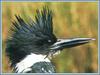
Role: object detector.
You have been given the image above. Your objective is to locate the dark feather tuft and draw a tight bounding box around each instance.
[6,7,57,67]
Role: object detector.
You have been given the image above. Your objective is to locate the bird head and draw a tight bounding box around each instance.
[6,7,95,69]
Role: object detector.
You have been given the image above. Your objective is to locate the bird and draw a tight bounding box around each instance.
[6,7,95,73]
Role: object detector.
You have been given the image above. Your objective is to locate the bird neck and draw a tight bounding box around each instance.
[15,53,50,73]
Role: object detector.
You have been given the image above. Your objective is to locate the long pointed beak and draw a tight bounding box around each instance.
[50,38,95,51]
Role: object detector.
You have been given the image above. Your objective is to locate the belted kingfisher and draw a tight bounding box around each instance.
[6,7,95,73]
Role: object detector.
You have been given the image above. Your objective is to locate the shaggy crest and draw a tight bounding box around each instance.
[6,7,57,67]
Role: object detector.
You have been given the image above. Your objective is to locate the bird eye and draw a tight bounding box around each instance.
[48,40,52,43]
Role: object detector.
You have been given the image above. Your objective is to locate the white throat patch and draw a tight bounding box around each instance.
[15,53,50,73]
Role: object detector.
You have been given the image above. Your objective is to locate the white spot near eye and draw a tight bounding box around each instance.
[48,40,51,43]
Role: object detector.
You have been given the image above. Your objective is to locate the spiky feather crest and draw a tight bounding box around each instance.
[6,7,57,67]
[10,7,53,37]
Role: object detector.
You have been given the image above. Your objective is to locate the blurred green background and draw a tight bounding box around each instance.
[2,2,98,73]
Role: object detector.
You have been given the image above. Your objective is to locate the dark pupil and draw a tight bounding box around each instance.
[37,39,51,46]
